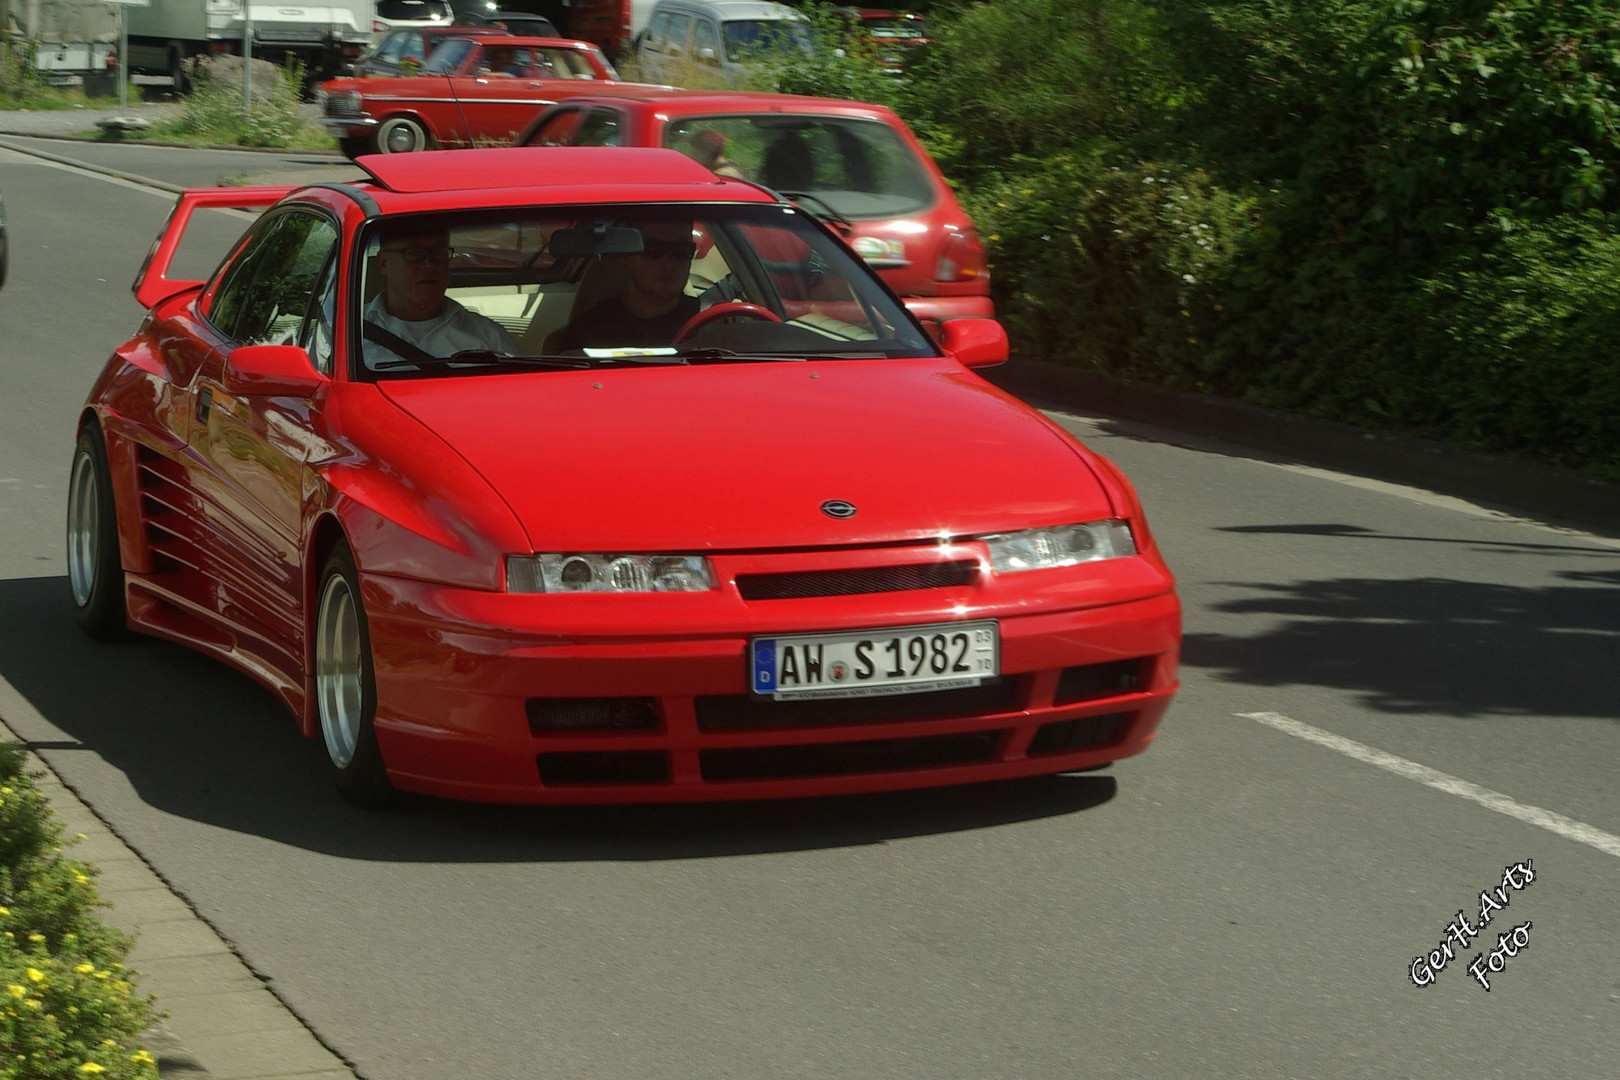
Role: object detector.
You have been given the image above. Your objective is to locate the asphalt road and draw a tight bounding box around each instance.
[1,138,1617,1080]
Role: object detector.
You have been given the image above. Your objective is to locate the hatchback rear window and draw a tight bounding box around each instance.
[665,114,936,218]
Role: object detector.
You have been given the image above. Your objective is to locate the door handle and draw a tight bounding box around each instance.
[198,386,212,422]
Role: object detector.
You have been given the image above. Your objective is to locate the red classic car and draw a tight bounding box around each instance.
[69,147,1179,806]
[517,91,992,324]
[319,35,664,157]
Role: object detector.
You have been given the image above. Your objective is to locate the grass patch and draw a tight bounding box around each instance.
[0,48,120,110]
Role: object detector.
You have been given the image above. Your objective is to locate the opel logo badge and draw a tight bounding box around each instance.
[820,500,858,519]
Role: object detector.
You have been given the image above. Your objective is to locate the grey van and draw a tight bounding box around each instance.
[635,0,810,84]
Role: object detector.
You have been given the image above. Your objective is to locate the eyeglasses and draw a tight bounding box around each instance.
[639,239,698,262]
[384,246,456,264]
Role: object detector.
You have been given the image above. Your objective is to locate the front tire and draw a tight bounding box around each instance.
[375,115,429,154]
[67,424,126,639]
[314,543,393,807]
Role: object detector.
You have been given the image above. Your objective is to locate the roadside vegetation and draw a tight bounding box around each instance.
[140,58,328,150]
[0,743,161,1080]
[876,0,1619,481]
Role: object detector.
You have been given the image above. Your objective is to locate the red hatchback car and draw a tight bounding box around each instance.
[69,148,1178,806]
[517,91,992,326]
[320,35,658,157]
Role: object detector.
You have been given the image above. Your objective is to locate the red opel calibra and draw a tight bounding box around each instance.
[69,147,1179,805]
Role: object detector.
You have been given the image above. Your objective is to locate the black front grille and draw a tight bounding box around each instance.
[1053,659,1145,705]
[537,751,669,786]
[737,561,977,600]
[527,698,659,734]
[700,731,1003,782]
[1028,713,1130,756]
[696,678,1018,732]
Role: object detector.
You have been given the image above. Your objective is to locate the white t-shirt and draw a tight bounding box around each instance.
[361,295,518,369]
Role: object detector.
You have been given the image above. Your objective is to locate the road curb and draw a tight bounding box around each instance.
[983,356,1620,537]
[0,679,358,1080]
[0,128,344,158]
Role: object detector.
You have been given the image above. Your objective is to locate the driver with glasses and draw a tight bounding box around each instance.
[362,222,517,368]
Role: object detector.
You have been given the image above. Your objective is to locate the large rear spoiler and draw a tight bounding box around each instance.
[133,187,297,311]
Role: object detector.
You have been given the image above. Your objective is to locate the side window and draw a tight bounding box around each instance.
[693,18,720,65]
[208,212,340,346]
[665,13,692,57]
[645,12,670,50]
[302,253,339,375]
[527,107,585,146]
[376,33,406,61]
[401,33,429,63]
[576,108,621,146]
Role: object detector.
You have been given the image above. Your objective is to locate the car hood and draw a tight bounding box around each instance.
[376,358,1113,551]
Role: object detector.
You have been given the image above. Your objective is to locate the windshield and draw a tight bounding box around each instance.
[665,115,936,218]
[722,19,812,62]
[354,202,934,379]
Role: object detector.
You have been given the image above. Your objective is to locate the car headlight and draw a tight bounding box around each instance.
[326,90,364,117]
[506,554,715,593]
[982,520,1137,573]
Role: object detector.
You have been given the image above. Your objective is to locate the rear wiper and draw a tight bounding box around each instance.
[779,191,853,233]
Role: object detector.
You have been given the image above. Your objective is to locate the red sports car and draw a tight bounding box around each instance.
[517,91,992,327]
[319,35,662,157]
[69,147,1179,806]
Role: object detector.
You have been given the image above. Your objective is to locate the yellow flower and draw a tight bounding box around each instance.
[101,1040,117,1049]
[0,906,9,916]
[130,1051,156,1066]
[27,933,44,943]
[76,963,95,975]
[6,985,25,1000]
[94,970,110,980]
[26,968,45,983]
[78,1064,107,1075]
[74,871,90,884]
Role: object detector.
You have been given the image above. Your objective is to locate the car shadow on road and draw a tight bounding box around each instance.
[0,575,1118,861]
[1180,558,1620,719]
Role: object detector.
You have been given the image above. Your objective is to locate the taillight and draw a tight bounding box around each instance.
[372,19,388,33]
[935,229,986,283]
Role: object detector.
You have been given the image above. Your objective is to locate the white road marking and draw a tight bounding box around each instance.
[1238,711,1620,859]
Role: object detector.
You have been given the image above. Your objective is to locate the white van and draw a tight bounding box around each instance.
[635,0,809,84]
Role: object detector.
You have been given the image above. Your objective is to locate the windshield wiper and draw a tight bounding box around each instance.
[676,348,886,364]
[372,351,595,371]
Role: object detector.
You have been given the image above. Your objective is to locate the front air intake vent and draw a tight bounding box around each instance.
[737,561,977,600]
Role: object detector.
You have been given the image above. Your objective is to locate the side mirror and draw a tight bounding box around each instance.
[224,344,325,397]
[937,317,1008,369]
[696,46,716,62]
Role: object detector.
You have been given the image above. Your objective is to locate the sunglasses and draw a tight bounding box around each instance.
[384,246,456,264]
[639,239,698,261]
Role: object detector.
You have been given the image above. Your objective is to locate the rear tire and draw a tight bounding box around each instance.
[376,115,429,154]
[314,542,393,807]
[168,46,191,95]
[66,424,127,640]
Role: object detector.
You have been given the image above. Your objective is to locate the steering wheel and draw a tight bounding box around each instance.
[673,302,782,344]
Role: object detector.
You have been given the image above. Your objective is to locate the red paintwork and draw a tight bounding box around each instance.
[83,149,1179,804]
[515,91,993,322]
[321,36,670,149]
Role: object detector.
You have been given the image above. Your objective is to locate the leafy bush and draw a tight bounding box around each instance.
[1,744,160,1080]
[147,56,313,148]
[904,0,1620,478]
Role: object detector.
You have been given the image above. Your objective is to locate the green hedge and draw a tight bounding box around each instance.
[888,0,1620,482]
[1,744,160,1080]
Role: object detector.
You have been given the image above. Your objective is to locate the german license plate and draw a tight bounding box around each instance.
[751,621,998,700]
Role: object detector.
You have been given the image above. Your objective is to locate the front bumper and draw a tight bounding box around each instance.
[322,116,379,137]
[360,547,1180,804]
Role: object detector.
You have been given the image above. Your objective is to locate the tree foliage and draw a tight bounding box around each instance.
[902,0,1620,478]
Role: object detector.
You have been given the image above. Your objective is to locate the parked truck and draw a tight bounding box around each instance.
[3,0,120,94]
[123,0,373,89]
